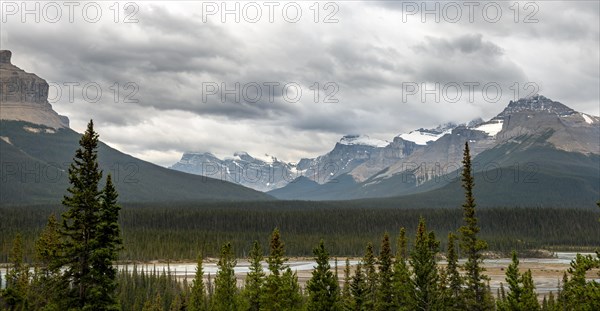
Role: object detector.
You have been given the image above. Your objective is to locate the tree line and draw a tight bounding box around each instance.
[2,205,599,262]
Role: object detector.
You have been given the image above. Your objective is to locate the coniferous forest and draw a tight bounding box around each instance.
[1,122,599,310]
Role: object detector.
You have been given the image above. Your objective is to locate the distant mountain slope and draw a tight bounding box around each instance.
[171,151,295,192]
[269,95,600,206]
[271,137,600,207]
[268,174,360,200]
[389,143,600,208]
[0,120,273,204]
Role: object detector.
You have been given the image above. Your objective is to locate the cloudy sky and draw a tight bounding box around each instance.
[2,1,599,166]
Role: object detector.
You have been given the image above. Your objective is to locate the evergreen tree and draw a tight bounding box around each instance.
[88,174,123,310]
[499,283,506,306]
[497,252,540,311]
[243,240,265,311]
[541,295,548,311]
[458,142,494,310]
[32,214,63,310]
[409,217,441,311]
[362,243,377,310]
[206,272,214,302]
[212,242,238,311]
[561,253,600,310]
[35,214,62,277]
[61,120,103,308]
[556,273,567,310]
[281,268,303,310]
[546,291,556,311]
[169,293,183,311]
[341,258,352,308]
[521,270,540,311]
[392,228,412,310]
[445,232,463,310]
[262,228,301,310]
[59,120,123,310]
[2,234,29,311]
[143,292,164,311]
[349,263,367,311]
[375,233,394,310]
[502,251,523,310]
[189,253,207,311]
[306,240,340,311]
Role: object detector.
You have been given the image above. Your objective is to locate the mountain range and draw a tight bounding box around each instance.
[172,95,599,207]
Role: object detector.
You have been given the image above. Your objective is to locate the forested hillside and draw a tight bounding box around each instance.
[0,121,272,204]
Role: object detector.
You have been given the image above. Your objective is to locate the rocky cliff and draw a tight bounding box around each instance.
[0,50,69,128]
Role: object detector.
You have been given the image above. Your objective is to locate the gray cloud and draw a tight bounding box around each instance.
[1,1,598,166]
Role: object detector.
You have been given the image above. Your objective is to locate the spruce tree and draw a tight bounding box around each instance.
[33,214,63,309]
[458,141,493,310]
[262,228,301,310]
[376,233,394,310]
[306,240,340,311]
[502,251,523,310]
[212,242,238,311]
[521,270,540,311]
[362,243,377,310]
[445,232,463,310]
[89,174,123,310]
[392,227,412,310]
[341,258,352,308]
[189,253,207,311]
[561,253,600,310]
[409,217,441,311]
[349,263,367,310]
[281,268,303,309]
[498,251,540,311]
[3,234,29,311]
[546,291,556,311]
[143,292,164,311]
[60,120,123,310]
[243,240,265,311]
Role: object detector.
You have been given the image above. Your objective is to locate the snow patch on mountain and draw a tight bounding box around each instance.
[471,120,503,137]
[338,135,389,147]
[0,136,12,145]
[581,113,594,124]
[398,130,449,145]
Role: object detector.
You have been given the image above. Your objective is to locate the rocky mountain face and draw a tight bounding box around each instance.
[295,135,391,184]
[172,95,599,198]
[267,95,599,201]
[355,95,598,193]
[0,50,69,129]
[172,126,457,191]
[171,151,296,192]
[494,95,599,154]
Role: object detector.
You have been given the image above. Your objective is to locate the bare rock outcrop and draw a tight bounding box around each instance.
[0,50,69,128]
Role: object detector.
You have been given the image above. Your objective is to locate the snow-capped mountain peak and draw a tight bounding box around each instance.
[496,94,575,119]
[396,122,458,145]
[338,134,389,147]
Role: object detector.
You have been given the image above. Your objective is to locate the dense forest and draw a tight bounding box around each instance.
[1,204,599,261]
[0,202,600,262]
[1,121,599,310]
